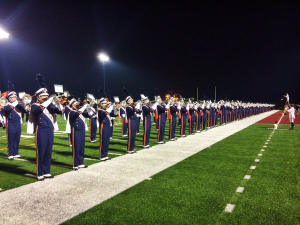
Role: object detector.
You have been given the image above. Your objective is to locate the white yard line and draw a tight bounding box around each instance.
[223,126,276,214]
[0,110,277,225]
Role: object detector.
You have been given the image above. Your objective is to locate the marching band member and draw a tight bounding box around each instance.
[208,102,214,128]
[201,101,208,130]
[169,98,177,140]
[87,101,97,143]
[4,81,27,160]
[156,94,167,144]
[216,103,221,126]
[28,74,63,181]
[98,98,113,160]
[179,101,187,136]
[154,88,160,131]
[67,99,88,170]
[233,102,238,121]
[109,99,120,139]
[196,103,202,132]
[136,106,142,134]
[0,104,5,128]
[188,102,195,134]
[119,101,128,137]
[123,87,137,153]
[221,101,226,125]
[64,96,73,147]
[141,94,152,148]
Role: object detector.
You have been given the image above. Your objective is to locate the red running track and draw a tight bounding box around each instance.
[256,111,300,125]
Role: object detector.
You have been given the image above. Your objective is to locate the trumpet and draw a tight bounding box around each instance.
[86,93,96,106]
[0,97,7,107]
[50,94,62,109]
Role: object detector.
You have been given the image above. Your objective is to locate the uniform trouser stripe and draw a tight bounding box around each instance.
[72,128,75,167]
[35,126,39,177]
[144,118,147,146]
[127,120,131,152]
[169,117,172,139]
[157,116,161,142]
[99,123,103,158]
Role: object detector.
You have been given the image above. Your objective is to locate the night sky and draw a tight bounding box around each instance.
[0,1,299,104]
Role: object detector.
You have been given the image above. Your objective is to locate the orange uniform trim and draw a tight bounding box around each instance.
[157,115,161,142]
[89,119,92,142]
[72,127,75,167]
[167,108,172,120]
[35,126,39,177]
[6,118,8,156]
[169,115,172,139]
[144,117,147,146]
[99,123,103,159]
[127,119,131,152]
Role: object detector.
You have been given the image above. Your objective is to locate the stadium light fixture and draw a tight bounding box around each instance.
[0,28,9,39]
[98,53,109,62]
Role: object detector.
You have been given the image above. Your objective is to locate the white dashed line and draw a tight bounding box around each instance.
[225,204,235,213]
[236,187,244,193]
[255,159,260,162]
[263,145,267,148]
[108,153,123,156]
[258,153,263,156]
[250,166,256,170]
[13,158,30,162]
[244,175,251,180]
[84,158,99,161]
[24,173,36,178]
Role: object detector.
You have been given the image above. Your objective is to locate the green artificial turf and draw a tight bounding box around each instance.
[63,124,300,225]
[0,115,191,191]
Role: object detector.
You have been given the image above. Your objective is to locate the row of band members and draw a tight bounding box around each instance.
[2,87,273,181]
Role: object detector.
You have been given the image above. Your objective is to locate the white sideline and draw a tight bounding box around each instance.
[0,110,277,225]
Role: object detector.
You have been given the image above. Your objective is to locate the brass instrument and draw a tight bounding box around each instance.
[0,97,7,107]
[50,94,62,108]
[22,94,32,105]
[86,93,96,106]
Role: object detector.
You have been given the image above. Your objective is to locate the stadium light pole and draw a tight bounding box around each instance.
[97,53,109,93]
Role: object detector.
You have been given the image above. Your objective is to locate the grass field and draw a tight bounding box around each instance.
[62,123,300,225]
[0,115,191,191]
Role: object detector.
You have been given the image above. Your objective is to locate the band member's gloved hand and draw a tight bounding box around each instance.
[79,103,88,113]
[41,97,54,108]
[87,107,96,116]
[106,105,113,113]
[152,102,158,110]
[8,100,18,107]
[166,102,170,109]
[177,105,181,110]
[135,102,141,110]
